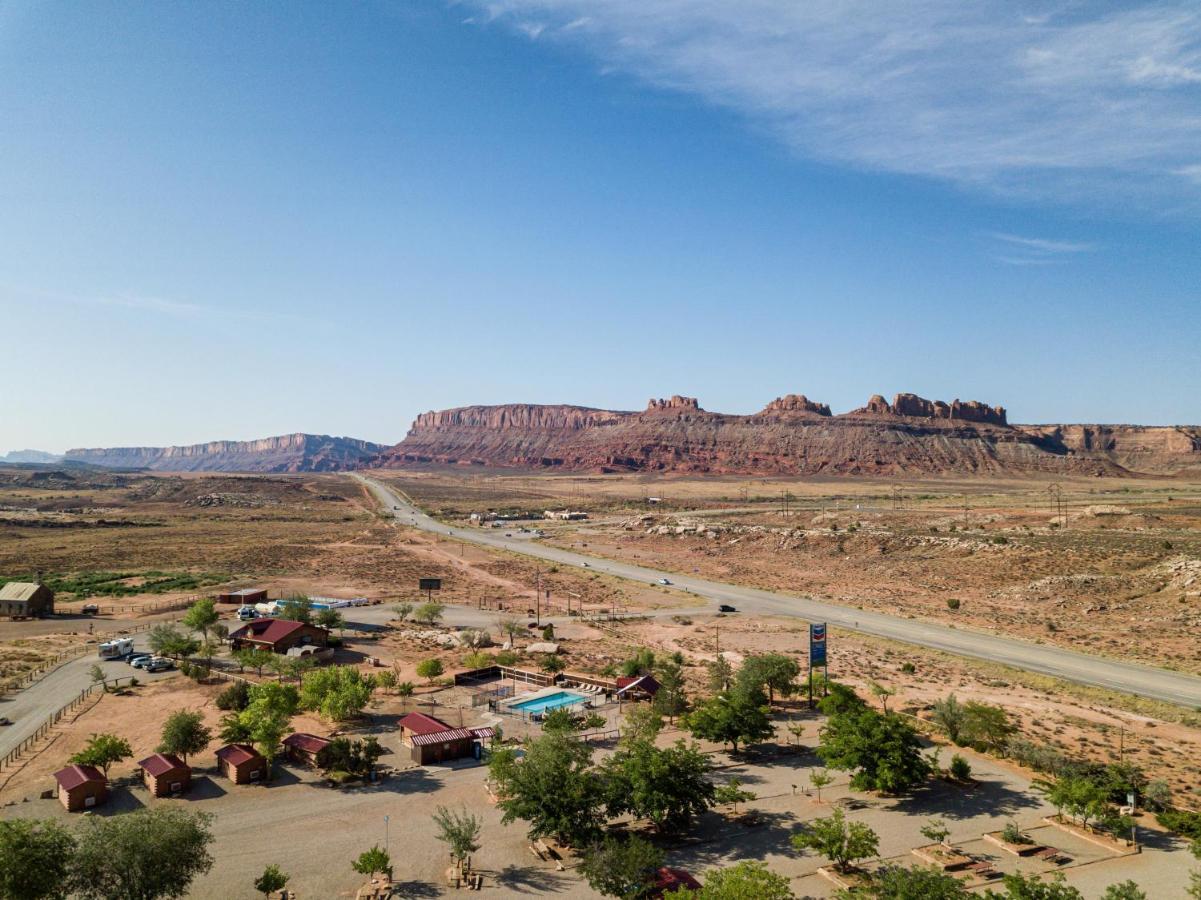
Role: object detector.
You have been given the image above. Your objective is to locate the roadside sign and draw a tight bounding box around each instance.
[418,578,442,592]
[809,622,827,666]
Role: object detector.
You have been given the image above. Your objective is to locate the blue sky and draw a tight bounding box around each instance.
[2,1,1199,452]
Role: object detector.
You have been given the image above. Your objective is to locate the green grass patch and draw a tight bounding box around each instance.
[0,571,228,598]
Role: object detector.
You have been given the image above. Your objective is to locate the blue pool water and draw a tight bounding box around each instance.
[509,690,588,715]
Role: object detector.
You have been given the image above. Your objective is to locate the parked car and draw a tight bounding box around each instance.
[0,717,12,726]
[145,658,174,673]
[128,655,153,668]
[580,562,590,568]
[237,606,259,621]
[658,578,672,585]
[718,604,738,613]
[80,604,100,615]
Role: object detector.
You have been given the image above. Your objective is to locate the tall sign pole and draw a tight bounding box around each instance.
[809,622,828,707]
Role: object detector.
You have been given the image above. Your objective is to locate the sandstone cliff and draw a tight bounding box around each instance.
[66,433,385,473]
[375,394,1201,477]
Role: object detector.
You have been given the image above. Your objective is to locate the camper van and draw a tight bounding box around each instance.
[98,638,134,660]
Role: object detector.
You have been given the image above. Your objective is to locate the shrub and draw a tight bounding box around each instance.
[495,650,518,666]
[216,681,251,711]
[945,598,961,610]
[949,754,972,781]
[1001,821,1032,845]
[900,662,916,675]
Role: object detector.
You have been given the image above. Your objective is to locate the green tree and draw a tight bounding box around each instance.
[818,682,868,717]
[462,650,493,670]
[707,655,733,693]
[857,865,969,899]
[88,664,107,693]
[69,807,214,900]
[234,648,274,677]
[931,693,966,744]
[375,669,398,692]
[351,846,391,878]
[578,834,664,900]
[1038,776,1109,828]
[218,712,252,744]
[416,658,444,683]
[620,648,657,678]
[314,607,344,634]
[396,680,415,700]
[299,665,376,722]
[317,736,383,778]
[540,654,566,674]
[393,601,414,622]
[684,688,774,752]
[818,708,931,794]
[810,768,833,802]
[237,682,299,780]
[491,730,607,846]
[603,739,715,833]
[695,860,794,900]
[157,710,211,763]
[790,808,879,872]
[868,681,895,714]
[960,701,1014,753]
[413,601,444,625]
[431,806,482,865]
[737,654,800,706]
[254,864,289,898]
[70,733,132,779]
[651,658,689,721]
[714,777,756,815]
[982,872,1084,900]
[949,754,973,781]
[1100,882,1146,900]
[621,705,664,745]
[147,624,200,660]
[920,818,951,846]
[0,818,76,900]
[276,595,314,625]
[181,598,219,645]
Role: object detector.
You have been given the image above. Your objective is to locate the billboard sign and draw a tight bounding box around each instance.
[809,622,828,667]
[418,578,442,592]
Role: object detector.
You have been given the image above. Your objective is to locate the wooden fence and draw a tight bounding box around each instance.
[57,595,198,617]
[2,643,93,694]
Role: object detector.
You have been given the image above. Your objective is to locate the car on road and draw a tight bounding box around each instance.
[128,655,153,668]
[145,657,174,673]
[718,604,737,613]
[657,578,672,585]
[0,717,12,726]
[505,533,513,537]
[580,562,590,568]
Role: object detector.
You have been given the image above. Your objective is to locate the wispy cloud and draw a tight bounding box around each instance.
[988,231,1096,266]
[460,1,1201,210]
[990,233,1096,254]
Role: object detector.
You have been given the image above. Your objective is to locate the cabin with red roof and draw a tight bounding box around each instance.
[53,764,107,811]
[138,752,191,797]
[397,712,494,765]
[228,617,328,655]
[283,732,331,767]
[215,743,267,784]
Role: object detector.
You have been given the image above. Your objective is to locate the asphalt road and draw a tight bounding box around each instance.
[0,634,170,759]
[354,474,1201,709]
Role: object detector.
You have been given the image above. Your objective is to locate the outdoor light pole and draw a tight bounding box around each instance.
[384,814,390,855]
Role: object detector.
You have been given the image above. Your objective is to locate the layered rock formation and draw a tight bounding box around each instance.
[66,433,385,473]
[375,393,1201,477]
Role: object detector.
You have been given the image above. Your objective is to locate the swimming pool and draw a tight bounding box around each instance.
[508,690,589,715]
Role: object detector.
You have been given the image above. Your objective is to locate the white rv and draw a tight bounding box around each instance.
[98,638,134,660]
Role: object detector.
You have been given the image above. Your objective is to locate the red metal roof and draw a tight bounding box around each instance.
[410,727,477,746]
[137,753,187,777]
[470,727,495,739]
[653,868,702,894]
[398,712,455,736]
[54,764,104,790]
[283,732,331,753]
[229,618,307,645]
[215,743,263,766]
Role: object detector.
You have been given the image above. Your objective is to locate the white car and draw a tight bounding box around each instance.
[145,657,174,673]
[658,578,672,585]
[580,562,590,568]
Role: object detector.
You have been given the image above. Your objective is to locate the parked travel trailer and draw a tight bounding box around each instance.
[98,638,134,660]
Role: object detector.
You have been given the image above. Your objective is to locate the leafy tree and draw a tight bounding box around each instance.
[707,655,733,693]
[714,777,756,814]
[157,710,211,762]
[299,665,376,721]
[396,680,415,699]
[931,694,966,744]
[651,658,689,721]
[540,654,566,674]
[695,860,794,900]
[351,846,390,878]
[181,598,219,644]
[868,681,896,713]
[237,682,299,780]
[70,807,214,900]
[856,865,969,899]
[375,669,398,692]
[818,682,868,717]
[432,806,482,864]
[275,595,314,625]
[491,730,607,846]
[621,705,664,745]
[1102,762,1148,806]
[216,681,251,711]
[603,739,715,833]
[542,708,582,733]
[0,818,76,900]
[70,733,132,779]
[684,688,774,752]
[810,768,833,802]
[218,712,252,744]
[1100,882,1146,900]
[737,654,800,706]
[1038,776,1109,828]
[317,737,383,778]
[462,650,493,670]
[949,754,972,781]
[620,648,657,678]
[496,616,522,645]
[147,624,200,659]
[314,607,344,634]
[982,872,1083,900]
[578,835,664,900]
[495,650,519,666]
[960,701,1013,753]
[413,601,444,625]
[790,808,879,872]
[234,648,274,677]
[254,864,289,898]
[88,664,107,693]
[416,658,444,683]
[393,601,414,622]
[1144,779,1171,811]
[920,818,951,846]
[818,708,931,795]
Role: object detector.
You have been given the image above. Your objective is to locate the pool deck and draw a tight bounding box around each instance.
[502,686,590,712]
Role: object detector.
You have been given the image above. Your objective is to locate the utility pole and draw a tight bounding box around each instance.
[535,571,541,627]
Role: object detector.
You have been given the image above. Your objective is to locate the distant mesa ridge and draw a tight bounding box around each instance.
[64,433,385,473]
[376,392,1201,477]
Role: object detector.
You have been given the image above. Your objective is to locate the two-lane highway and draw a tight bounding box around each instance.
[354,474,1201,708]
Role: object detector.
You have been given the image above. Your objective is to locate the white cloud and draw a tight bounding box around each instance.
[990,233,1095,254]
[461,1,1201,209]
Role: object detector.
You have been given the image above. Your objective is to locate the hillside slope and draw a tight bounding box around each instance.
[66,433,386,473]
